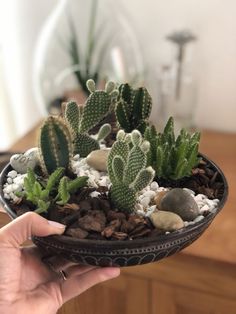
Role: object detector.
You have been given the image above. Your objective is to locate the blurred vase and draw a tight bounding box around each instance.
[158,30,198,132]
[33,0,145,115]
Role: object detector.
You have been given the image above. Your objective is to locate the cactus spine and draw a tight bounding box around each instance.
[144,117,201,180]
[108,130,155,213]
[115,83,152,134]
[65,80,118,157]
[39,116,73,175]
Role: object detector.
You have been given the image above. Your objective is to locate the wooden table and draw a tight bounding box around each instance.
[1,126,236,314]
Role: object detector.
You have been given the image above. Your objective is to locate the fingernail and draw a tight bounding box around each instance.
[48,220,66,229]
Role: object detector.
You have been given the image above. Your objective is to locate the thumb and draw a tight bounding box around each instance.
[0,212,65,248]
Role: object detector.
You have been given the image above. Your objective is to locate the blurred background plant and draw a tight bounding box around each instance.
[57,0,108,96]
[33,0,146,115]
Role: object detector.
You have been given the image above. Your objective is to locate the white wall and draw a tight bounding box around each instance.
[0,0,57,149]
[0,0,236,150]
[123,0,236,132]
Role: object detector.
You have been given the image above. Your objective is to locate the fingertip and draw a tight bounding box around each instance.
[48,220,66,231]
[100,267,121,279]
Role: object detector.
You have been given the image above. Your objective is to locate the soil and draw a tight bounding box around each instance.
[8,158,224,241]
[157,159,224,200]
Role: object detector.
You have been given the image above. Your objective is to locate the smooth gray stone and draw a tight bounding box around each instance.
[160,188,199,221]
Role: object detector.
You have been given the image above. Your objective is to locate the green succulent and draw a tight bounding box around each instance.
[55,175,88,205]
[17,167,88,214]
[144,117,201,180]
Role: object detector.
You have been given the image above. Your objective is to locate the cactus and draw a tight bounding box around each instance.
[97,123,112,142]
[64,80,118,157]
[38,116,73,175]
[144,117,201,180]
[108,130,155,213]
[115,83,152,134]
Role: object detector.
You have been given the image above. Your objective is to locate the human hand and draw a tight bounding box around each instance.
[0,212,120,314]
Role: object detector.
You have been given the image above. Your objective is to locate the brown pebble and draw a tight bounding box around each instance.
[98,198,111,213]
[65,227,88,239]
[107,210,126,221]
[129,224,151,239]
[102,219,121,238]
[78,210,106,232]
[120,220,134,233]
[112,232,128,240]
[79,200,92,211]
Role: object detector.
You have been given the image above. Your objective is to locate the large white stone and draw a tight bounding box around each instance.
[86,149,110,171]
[10,151,39,174]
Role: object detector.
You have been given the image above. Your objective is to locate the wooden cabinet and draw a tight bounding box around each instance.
[152,282,236,314]
[59,274,150,314]
[58,255,236,314]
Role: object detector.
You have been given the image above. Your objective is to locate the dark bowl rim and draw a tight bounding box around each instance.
[0,153,229,249]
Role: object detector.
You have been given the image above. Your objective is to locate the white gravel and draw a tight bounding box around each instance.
[3,153,220,228]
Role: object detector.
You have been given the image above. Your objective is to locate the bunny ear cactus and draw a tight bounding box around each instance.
[97,123,112,142]
[115,83,152,134]
[38,116,73,175]
[144,117,201,180]
[79,79,118,133]
[64,80,118,157]
[108,130,155,213]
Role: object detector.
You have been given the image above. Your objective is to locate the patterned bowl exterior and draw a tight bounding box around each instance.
[0,155,228,267]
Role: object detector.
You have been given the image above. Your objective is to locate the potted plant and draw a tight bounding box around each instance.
[0,80,228,267]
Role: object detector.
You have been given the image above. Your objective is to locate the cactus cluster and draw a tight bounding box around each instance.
[107,130,155,213]
[144,117,201,180]
[38,116,73,175]
[115,83,152,134]
[33,79,202,216]
[65,79,117,157]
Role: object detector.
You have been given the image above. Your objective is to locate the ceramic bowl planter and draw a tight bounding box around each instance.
[0,80,228,267]
[0,156,228,267]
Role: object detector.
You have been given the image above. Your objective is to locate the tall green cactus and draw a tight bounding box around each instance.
[64,79,118,157]
[108,130,155,213]
[115,83,152,134]
[38,116,73,175]
[144,117,201,180]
